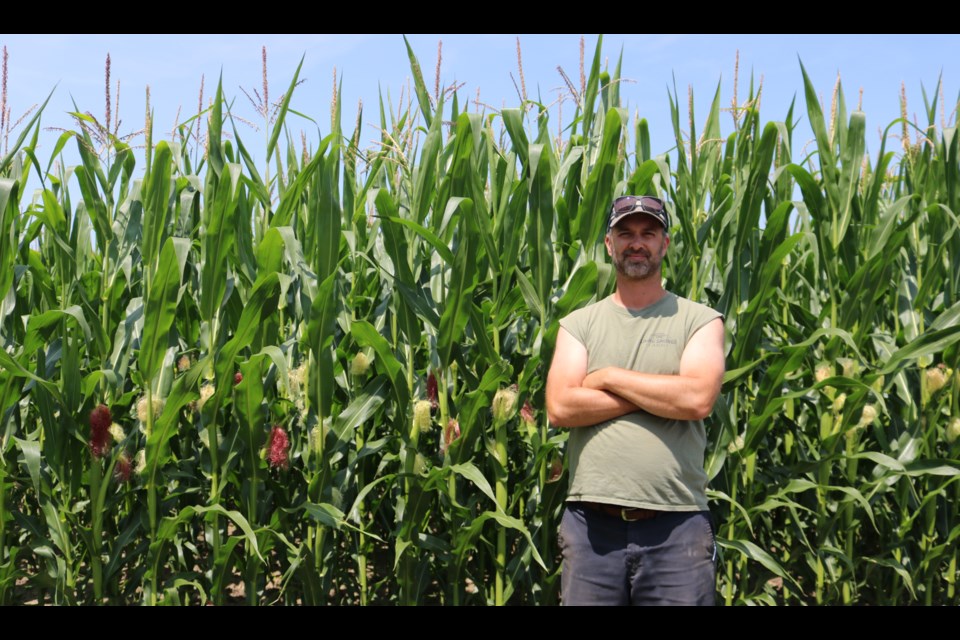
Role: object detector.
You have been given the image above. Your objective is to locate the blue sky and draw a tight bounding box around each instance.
[2,34,957,175]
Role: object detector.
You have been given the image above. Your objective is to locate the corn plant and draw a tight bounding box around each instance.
[0,37,957,605]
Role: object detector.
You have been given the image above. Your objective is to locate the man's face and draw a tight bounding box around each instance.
[605,214,669,281]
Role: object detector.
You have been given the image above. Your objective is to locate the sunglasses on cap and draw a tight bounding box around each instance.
[608,195,670,230]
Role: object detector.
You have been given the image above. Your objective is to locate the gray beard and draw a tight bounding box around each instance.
[613,251,661,280]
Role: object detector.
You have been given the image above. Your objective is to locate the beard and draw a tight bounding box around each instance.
[612,245,663,280]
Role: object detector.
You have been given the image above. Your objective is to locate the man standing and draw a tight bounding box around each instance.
[545,195,725,606]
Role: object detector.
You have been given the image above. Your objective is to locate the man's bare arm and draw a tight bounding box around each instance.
[545,328,641,428]
[581,318,725,421]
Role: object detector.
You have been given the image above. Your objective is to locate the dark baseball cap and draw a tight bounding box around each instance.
[608,195,670,231]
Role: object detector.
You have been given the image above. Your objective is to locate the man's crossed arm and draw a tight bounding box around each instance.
[545,318,725,428]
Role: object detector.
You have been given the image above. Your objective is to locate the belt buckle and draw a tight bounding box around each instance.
[621,507,642,522]
[620,506,657,522]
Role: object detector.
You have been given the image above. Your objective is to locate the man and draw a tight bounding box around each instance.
[545,195,725,606]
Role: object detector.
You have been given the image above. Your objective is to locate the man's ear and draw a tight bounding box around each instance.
[604,232,613,256]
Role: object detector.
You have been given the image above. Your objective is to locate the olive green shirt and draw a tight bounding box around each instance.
[559,293,722,511]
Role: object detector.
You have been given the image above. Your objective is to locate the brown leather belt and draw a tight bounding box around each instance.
[577,501,660,522]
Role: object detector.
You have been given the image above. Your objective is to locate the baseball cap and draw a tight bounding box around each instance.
[607,195,670,231]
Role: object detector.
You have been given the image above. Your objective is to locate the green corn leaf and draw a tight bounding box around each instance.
[502,108,529,166]
[717,537,802,591]
[381,215,455,264]
[0,87,52,175]
[214,272,282,387]
[554,262,598,318]
[139,238,182,384]
[199,162,242,323]
[374,189,420,344]
[332,376,389,445]
[303,502,375,539]
[580,35,603,139]
[146,362,203,481]
[880,324,960,375]
[0,179,15,294]
[449,462,497,505]
[412,107,443,224]
[578,108,623,248]
[528,143,555,310]
[0,349,62,406]
[13,437,41,497]
[862,556,916,599]
[270,143,325,229]
[267,57,304,160]
[437,198,478,369]
[141,142,174,275]
[351,320,408,410]
[515,268,544,321]
[495,181,528,311]
[732,231,807,365]
[23,306,92,356]
[306,273,338,423]
[206,76,225,178]
[402,35,433,128]
[835,110,866,247]
[235,356,267,476]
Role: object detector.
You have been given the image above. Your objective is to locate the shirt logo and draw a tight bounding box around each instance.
[640,333,677,347]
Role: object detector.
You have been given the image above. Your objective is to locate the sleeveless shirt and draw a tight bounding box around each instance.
[558,293,722,511]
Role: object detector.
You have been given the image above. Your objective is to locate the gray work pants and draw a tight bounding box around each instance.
[559,502,717,606]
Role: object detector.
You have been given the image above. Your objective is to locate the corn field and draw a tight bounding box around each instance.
[0,37,958,605]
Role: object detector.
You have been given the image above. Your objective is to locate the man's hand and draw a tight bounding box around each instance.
[580,318,725,421]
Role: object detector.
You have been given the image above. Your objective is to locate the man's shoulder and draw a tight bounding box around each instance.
[667,294,723,349]
[558,296,614,346]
